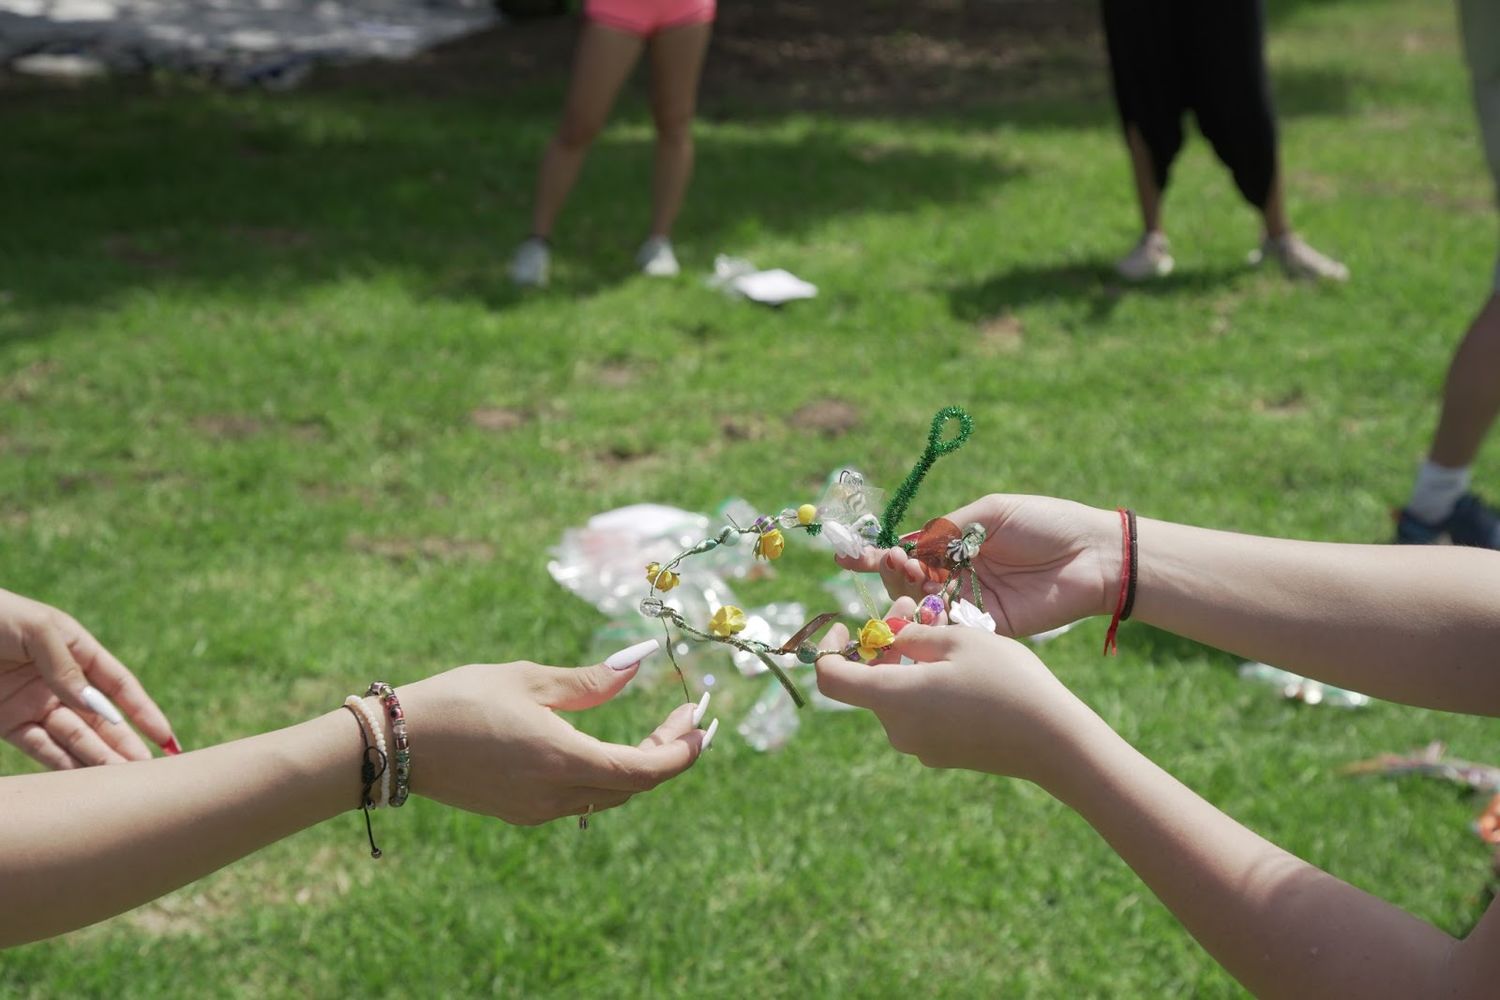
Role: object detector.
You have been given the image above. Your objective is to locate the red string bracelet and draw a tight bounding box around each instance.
[1103,507,1134,655]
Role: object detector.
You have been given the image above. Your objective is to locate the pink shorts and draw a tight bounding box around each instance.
[585,0,715,37]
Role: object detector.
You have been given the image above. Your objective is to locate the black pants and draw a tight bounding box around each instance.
[1100,0,1278,210]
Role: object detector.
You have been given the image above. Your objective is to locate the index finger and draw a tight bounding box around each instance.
[564,711,706,792]
[71,630,175,749]
[889,623,965,664]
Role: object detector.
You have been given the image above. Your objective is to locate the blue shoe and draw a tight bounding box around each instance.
[1394,493,1500,549]
[1394,506,1445,544]
[1447,493,1500,549]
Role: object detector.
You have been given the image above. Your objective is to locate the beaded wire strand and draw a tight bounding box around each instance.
[638,406,977,707]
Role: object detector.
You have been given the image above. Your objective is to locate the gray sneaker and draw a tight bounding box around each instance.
[636,236,680,277]
[509,237,550,288]
[1115,232,1174,281]
[1250,234,1349,282]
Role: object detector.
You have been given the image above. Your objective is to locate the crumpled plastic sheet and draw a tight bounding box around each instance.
[553,501,873,751]
[1239,662,1372,708]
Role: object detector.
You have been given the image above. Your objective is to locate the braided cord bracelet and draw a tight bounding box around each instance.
[342,702,388,859]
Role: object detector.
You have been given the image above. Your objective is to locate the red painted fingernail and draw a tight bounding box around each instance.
[885,617,911,635]
[160,736,183,756]
[899,530,922,543]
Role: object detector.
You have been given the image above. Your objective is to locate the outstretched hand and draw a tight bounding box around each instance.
[0,589,177,768]
[401,640,716,826]
[836,495,1120,638]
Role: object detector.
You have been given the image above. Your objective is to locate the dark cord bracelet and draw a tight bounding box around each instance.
[1120,508,1139,622]
[342,703,388,859]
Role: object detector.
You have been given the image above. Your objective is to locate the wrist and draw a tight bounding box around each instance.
[1084,504,1126,618]
[1026,700,1124,800]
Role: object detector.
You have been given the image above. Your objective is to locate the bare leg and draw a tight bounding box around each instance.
[1124,124,1165,236]
[1429,294,1500,467]
[645,21,712,239]
[527,23,645,239]
[1259,166,1291,239]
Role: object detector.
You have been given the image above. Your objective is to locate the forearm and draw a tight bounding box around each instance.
[1130,517,1500,714]
[1041,712,1460,999]
[0,707,363,946]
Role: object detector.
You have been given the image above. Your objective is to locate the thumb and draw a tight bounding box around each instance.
[540,639,660,712]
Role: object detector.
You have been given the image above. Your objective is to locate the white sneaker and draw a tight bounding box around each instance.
[636,236,680,277]
[1250,234,1349,282]
[1115,232,1174,281]
[509,237,550,288]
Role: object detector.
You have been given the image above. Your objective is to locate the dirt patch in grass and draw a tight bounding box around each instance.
[470,405,531,432]
[594,358,651,388]
[193,414,266,439]
[977,312,1025,354]
[721,414,772,442]
[1253,388,1308,417]
[0,359,60,402]
[788,399,862,438]
[347,533,495,562]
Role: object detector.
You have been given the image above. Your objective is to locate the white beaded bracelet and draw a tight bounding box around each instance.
[343,695,389,808]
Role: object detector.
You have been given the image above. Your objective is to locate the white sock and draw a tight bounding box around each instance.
[1407,460,1470,523]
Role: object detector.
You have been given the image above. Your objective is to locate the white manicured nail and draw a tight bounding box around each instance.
[691,691,711,726]
[605,639,659,670]
[700,717,719,752]
[80,685,124,725]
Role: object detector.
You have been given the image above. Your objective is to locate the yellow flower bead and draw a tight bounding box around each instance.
[797,503,817,525]
[709,605,747,637]
[857,618,895,661]
[754,527,785,561]
[645,562,680,592]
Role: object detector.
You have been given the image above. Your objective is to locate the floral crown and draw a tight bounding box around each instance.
[639,407,990,707]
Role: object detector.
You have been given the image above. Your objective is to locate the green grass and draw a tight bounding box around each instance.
[2,0,1499,995]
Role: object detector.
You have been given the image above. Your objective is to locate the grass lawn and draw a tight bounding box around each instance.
[3,0,1499,995]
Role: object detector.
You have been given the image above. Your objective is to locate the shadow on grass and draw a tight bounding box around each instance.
[0,0,1382,344]
[0,90,1023,342]
[948,258,1248,325]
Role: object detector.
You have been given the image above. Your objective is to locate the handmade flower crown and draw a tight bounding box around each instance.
[639,406,991,707]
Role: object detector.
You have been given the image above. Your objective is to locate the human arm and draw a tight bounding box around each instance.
[815,621,1498,999]
[842,495,1500,714]
[0,644,710,947]
[0,588,177,766]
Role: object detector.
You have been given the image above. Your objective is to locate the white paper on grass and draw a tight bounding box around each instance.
[710,255,818,305]
[732,269,817,304]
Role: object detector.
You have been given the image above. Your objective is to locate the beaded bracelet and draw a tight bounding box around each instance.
[365,682,411,807]
[344,694,389,808]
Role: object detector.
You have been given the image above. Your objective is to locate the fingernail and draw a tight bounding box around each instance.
[700,717,719,752]
[691,691,711,726]
[80,686,124,725]
[605,639,659,671]
[160,736,183,756]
